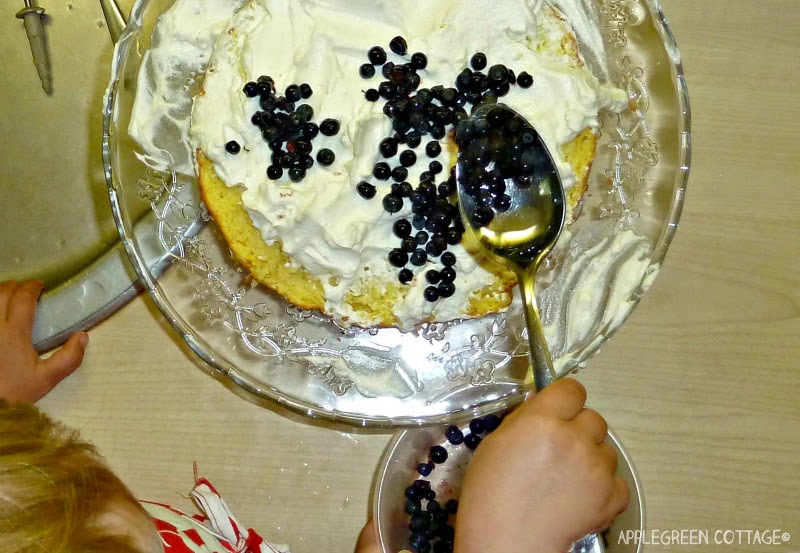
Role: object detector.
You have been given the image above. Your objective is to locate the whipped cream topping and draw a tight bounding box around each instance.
[188,0,628,327]
[129,0,247,175]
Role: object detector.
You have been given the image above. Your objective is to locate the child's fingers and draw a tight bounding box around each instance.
[527,378,587,420]
[572,408,608,444]
[0,280,19,319]
[7,280,44,329]
[597,441,619,474]
[608,476,631,518]
[354,517,381,553]
[37,332,89,393]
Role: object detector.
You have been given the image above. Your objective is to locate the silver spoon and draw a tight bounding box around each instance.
[455,103,605,553]
[99,0,126,43]
[455,103,564,392]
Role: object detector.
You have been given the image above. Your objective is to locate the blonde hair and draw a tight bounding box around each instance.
[0,400,147,553]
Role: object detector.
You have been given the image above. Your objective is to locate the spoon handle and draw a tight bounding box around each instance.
[99,0,126,44]
[517,269,556,392]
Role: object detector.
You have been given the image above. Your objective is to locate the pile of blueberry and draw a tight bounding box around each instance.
[356,37,535,301]
[402,414,503,553]
[233,76,341,183]
[454,105,553,229]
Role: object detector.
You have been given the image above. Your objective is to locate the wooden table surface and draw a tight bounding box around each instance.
[39,1,799,552]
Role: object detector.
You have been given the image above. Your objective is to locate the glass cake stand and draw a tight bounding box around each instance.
[103,0,690,426]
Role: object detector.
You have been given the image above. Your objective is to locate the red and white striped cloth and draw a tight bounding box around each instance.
[141,477,290,553]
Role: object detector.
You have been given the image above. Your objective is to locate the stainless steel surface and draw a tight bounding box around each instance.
[16,0,51,93]
[1,0,142,350]
[456,104,565,392]
[99,0,126,43]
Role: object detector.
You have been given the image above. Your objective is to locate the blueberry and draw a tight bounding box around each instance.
[469,418,486,435]
[464,433,482,450]
[413,479,431,490]
[439,267,456,283]
[429,161,443,175]
[243,81,258,97]
[410,533,429,552]
[288,167,305,182]
[437,282,455,298]
[316,148,335,166]
[406,498,422,515]
[410,249,427,266]
[412,215,426,230]
[440,252,456,267]
[383,194,404,214]
[365,89,380,102]
[373,162,391,180]
[256,81,273,96]
[359,63,376,79]
[401,237,417,252]
[483,414,502,433]
[319,118,341,136]
[380,81,398,100]
[356,181,376,199]
[225,140,241,155]
[410,513,431,532]
[389,35,408,55]
[406,133,422,148]
[445,425,464,445]
[471,205,494,227]
[426,241,443,257]
[388,248,409,267]
[295,104,314,122]
[470,52,487,71]
[494,193,512,211]
[410,52,428,70]
[380,137,398,158]
[427,499,441,513]
[284,84,301,102]
[267,165,282,180]
[454,120,474,145]
[299,83,313,98]
[429,445,448,464]
[424,488,436,501]
[398,268,414,284]
[415,231,429,245]
[425,270,441,284]
[517,71,534,88]
[399,150,417,168]
[423,286,439,302]
[425,141,442,158]
[303,122,319,139]
[368,46,387,65]
[405,485,421,500]
[444,499,459,514]
[392,166,409,182]
[417,462,433,476]
[394,218,412,238]
[444,227,462,245]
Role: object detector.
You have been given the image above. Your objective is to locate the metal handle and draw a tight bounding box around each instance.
[517,268,557,393]
[99,0,126,43]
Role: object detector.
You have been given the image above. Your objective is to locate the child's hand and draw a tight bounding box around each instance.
[354,517,381,553]
[455,378,629,553]
[0,280,88,402]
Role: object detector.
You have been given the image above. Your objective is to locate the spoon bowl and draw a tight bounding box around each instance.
[455,103,565,391]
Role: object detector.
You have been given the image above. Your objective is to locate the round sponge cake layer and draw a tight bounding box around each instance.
[197,128,595,327]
